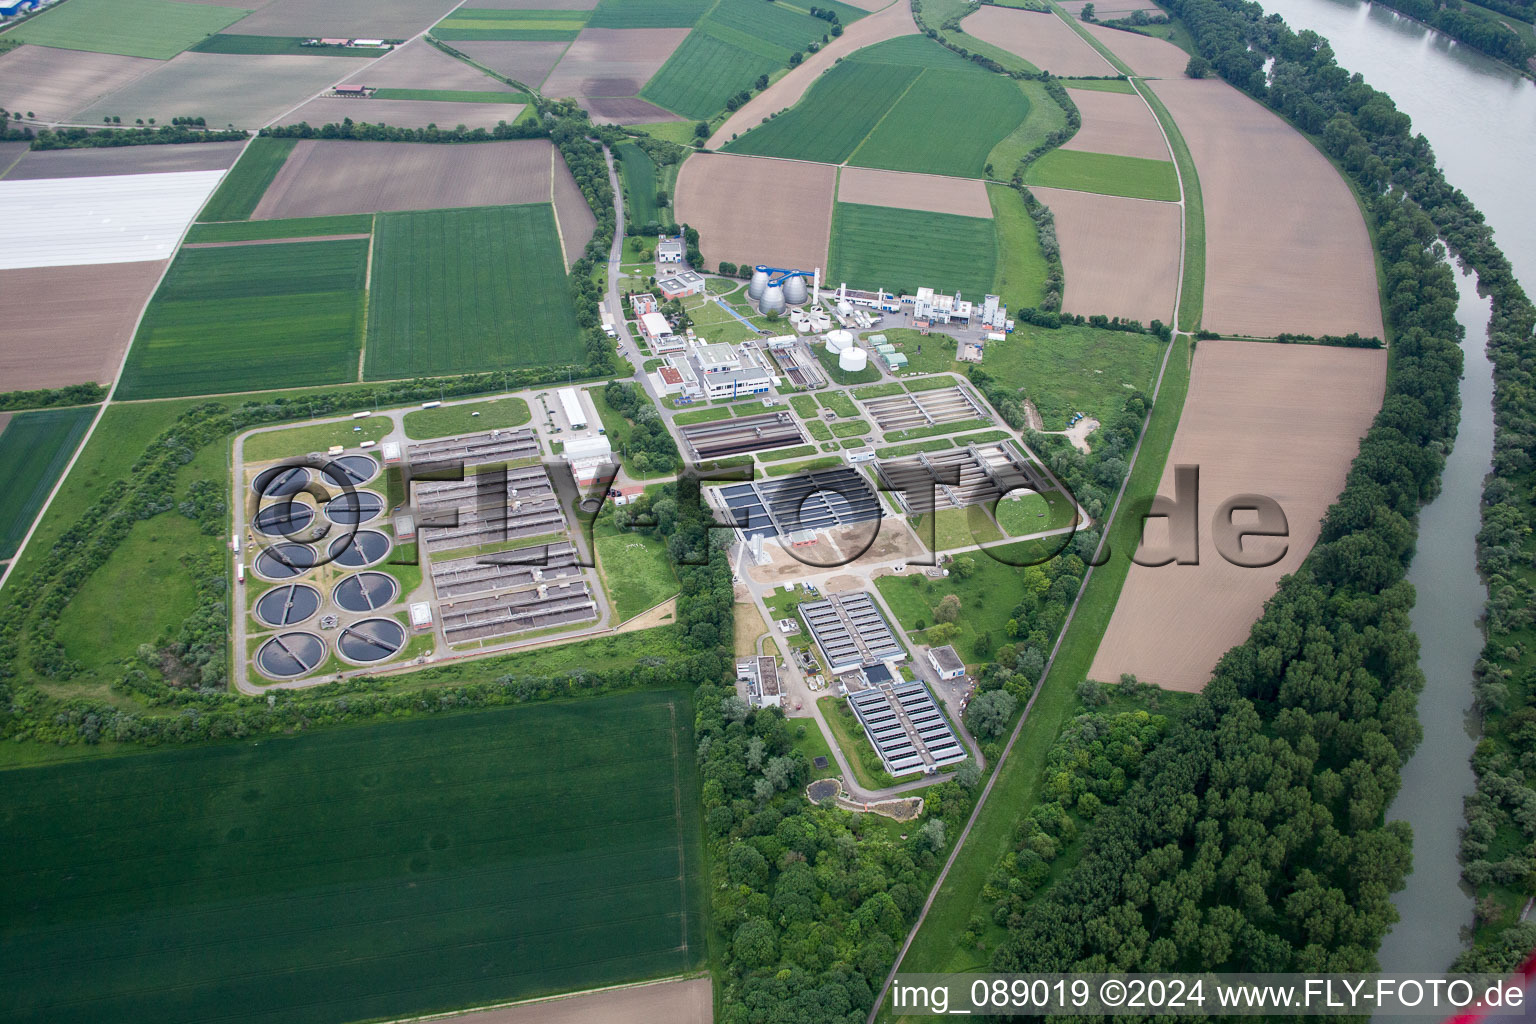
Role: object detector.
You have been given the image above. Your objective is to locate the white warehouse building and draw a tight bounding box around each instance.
[557,387,587,430]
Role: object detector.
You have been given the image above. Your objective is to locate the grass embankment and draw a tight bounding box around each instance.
[243,416,392,462]
[1137,81,1205,332]
[401,397,531,439]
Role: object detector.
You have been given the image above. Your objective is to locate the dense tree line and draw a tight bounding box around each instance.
[0,382,105,412]
[30,124,246,149]
[262,118,545,143]
[1368,0,1534,69]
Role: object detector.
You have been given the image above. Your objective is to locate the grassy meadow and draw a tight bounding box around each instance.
[401,397,532,439]
[989,182,1049,310]
[1024,148,1180,202]
[593,513,681,621]
[0,406,96,560]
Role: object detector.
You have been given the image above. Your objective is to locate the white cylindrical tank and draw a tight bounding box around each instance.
[761,284,786,315]
[783,274,808,305]
[836,298,854,316]
[839,347,868,373]
[825,329,853,352]
[748,267,770,302]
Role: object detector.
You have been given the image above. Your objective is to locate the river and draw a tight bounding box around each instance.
[1257,0,1536,975]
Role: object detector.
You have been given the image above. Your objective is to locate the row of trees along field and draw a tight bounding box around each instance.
[1360,0,1535,70]
[984,0,1536,974]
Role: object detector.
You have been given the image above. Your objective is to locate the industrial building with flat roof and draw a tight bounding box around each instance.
[557,387,588,430]
[714,466,882,542]
[799,591,904,673]
[877,442,1050,515]
[679,411,805,460]
[736,655,782,708]
[928,644,966,680]
[848,680,967,776]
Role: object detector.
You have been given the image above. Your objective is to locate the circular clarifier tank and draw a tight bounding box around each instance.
[254,542,317,580]
[333,572,398,613]
[256,632,326,678]
[253,583,321,627]
[337,617,406,664]
[252,465,310,498]
[328,529,390,568]
[324,490,383,525]
[322,454,379,487]
[253,500,316,537]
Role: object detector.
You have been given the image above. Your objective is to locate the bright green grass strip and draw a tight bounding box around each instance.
[673,406,732,426]
[197,137,294,222]
[615,141,663,230]
[1138,80,1204,332]
[0,689,706,1023]
[185,214,373,243]
[594,514,681,620]
[759,443,818,462]
[816,391,858,418]
[365,205,583,380]
[189,34,378,56]
[765,454,843,477]
[1023,148,1179,201]
[401,396,531,439]
[1062,77,1134,92]
[723,59,918,163]
[850,68,1030,178]
[0,407,95,560]
[847,32,977,69]
[370,88,530,103]
[629,120,697,145]
[889,335,1189,986]
[6,0,248,59]
[588,0,713,28]
[828,202,995,298]
[988,182,1049,311]
[985,79,1064,180]
[432,26,580,39]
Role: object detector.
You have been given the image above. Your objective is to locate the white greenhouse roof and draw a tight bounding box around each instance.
[0,169,225,270]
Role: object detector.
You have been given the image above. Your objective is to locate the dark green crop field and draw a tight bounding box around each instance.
[723,59,918,165]
[827,202,996,298]
[185,214,374,243]
[117,239,368,398]
[0,406,95,560]
[364,204,584,379]
[0,690,706,1024]
[197,137,295,222]
[190,34,380,56]
[587,0,713,29]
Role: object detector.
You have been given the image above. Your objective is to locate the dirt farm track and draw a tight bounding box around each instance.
[1090,339,1388,690]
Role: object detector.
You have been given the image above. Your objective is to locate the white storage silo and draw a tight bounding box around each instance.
[824,329,853,353]
[839,347,868,373]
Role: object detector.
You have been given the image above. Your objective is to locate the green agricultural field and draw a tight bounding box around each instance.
[1024,148,1180,202]
[185,214,373,243]
[588,0,713,28]
[190,34,378,56]
[6,0,248,59]
[0,407,95,560]
[852,33,978,69]
[986,80,1066,180]
[432,7,587,40]
[118,239,368,399]
[365,204,583,380]
[722,59,918,164]
[989,183,1049,310]
[849,68,1029,178]
[402,397,532,439]
[0,691,706,1024]
[197,137,295,222]
[372,88,531,103]
[616,141,667,231]
[594,513,681,620]
[828,202,995,298]
[1063,77,1135,92]
[986,322,1165,427]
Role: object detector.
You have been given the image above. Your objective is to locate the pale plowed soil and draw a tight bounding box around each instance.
[5,141,245,179]
[1089,340,1387,691]
[960,8,1115,76]
[1153,78,1385,338]
[426,978,711,1024]
[584,95,680,125]
[363,38,519,92]
[253,139,554,219]
[552,151,597,268]
[675,153,835,272]
[1061,0,1164,17]
[709,1,917,146]
[472,0,598,8]
[0,140,37,175]
[0,45,159,124]
[278,96,527,130]
[1061,87,1169,161]
[225,0,459,38]
[456,41,571,88]
[1031,185,1179,324]
[836,166,991,219]
[542,27,690,99]
[0,261,167,389]
[1084,22,1191,77]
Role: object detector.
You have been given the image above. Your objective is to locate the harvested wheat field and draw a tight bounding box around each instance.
[1084,22,1190,77]
[428,978,711,1024]
[836,166,991,218]
[279,96,526,130]
[542,28,690,99]
[76,52,362,130]
[5,141,244,180]
[675,153,834,271]
[960,8,1114,76]
[253,139,556,218]
[553,155,597,267]
[362,37,520,92]
[1090,339,1387,690]
[0,261,168,390]
[0,45,158,124]
[709,1,917,145]
[1062,87,1169,161]
[1032,185,1179,324]
[455,40,570,88]
[224,0,458,38]
[1153,78,1384,338]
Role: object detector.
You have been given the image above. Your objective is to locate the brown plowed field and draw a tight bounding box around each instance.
[1061,87,1169,161]
[252,139,554,219]
[1089,340,1386,691]
[0,261,167,390]
[1152,78,1385,338]
[0,45,159,124]
[0,140,33,175]
[960,8,1114,76]
[426,978,711,1024]
[1061,0,1164,17]
[364,38,520,91]
[541,27,689,99]
[5,141,245,179]
[1084,22,1190,77]
[278,96,526,130]
[455,40,570,87]
[471,0,598,8]
[709,1,916,146]
[836,166,991,219]
[552,152,597,268]
[675,153,835,272]
[584,95,680,125]
[225,0,459,38]
[1031,185,1179,324]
